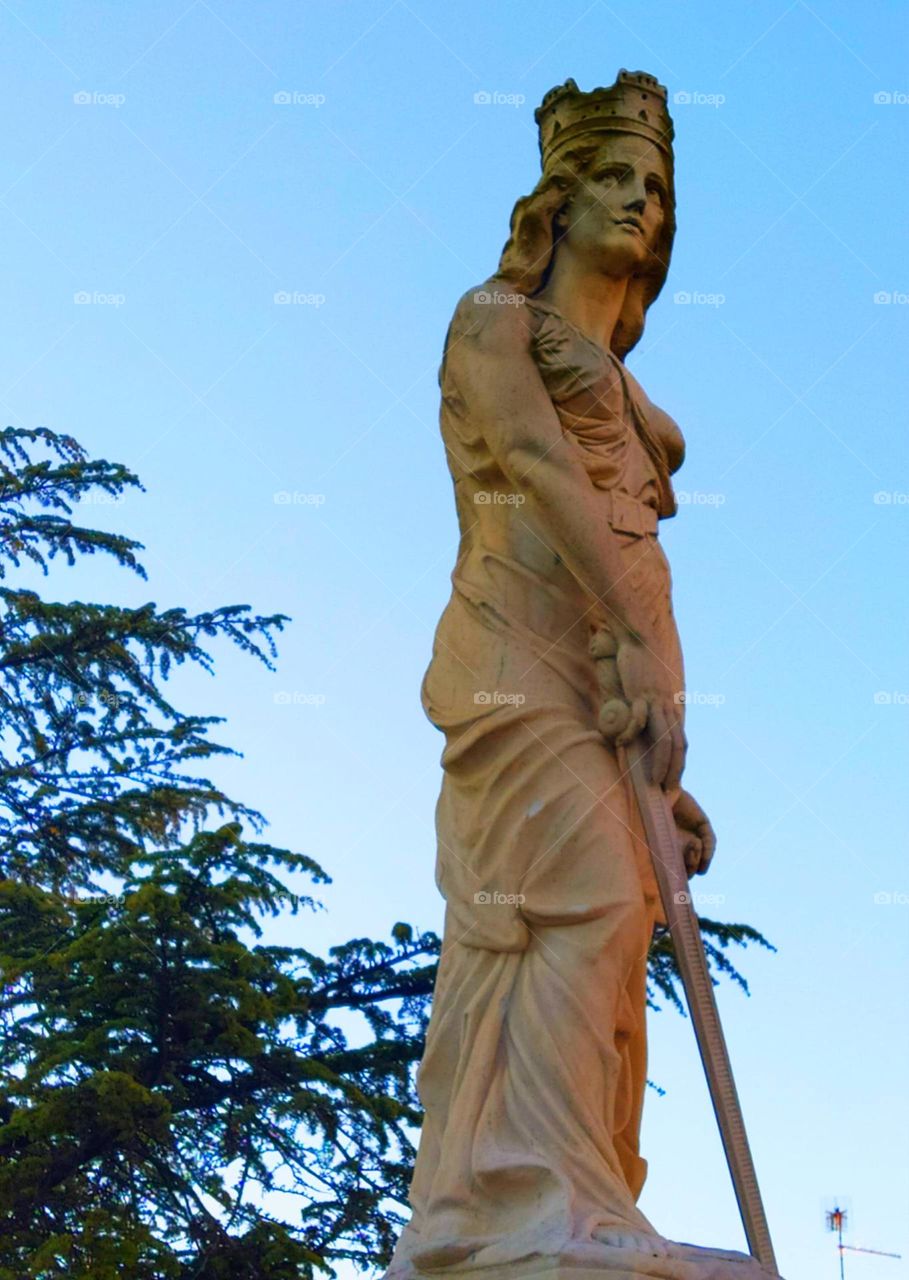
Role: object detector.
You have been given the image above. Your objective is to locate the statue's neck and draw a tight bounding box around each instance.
[536,259,629,355]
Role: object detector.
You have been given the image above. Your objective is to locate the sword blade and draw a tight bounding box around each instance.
[622,736,779,1275]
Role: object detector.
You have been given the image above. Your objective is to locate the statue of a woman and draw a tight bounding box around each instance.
[388,72,776,1280]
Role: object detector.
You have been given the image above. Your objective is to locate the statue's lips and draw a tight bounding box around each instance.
[613,218,644,234]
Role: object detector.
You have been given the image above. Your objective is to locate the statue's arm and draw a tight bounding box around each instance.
[446,290,685,786]
[447,292,648,639]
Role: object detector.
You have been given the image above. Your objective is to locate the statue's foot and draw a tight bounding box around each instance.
[591,1223,752,1264]
[390,1228,782,1280]
[591,1229,672,1257]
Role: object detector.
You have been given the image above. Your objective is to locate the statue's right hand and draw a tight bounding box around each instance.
[613,637,686,790]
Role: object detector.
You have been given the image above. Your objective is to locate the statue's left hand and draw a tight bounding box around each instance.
[672,788,716,877]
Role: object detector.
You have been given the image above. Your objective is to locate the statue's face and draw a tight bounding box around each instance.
[557,135,669,276]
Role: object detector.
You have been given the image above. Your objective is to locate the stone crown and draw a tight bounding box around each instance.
[535,70,674,169]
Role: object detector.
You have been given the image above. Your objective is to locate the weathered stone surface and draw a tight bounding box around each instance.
[385,71,783,1280]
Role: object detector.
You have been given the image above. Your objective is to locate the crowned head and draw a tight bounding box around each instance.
[497,70,677,358]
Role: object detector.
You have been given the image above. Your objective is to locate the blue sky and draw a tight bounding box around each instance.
[1,2,907,1277]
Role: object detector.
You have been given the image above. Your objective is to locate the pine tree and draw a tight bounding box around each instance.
[0,427,770,1279]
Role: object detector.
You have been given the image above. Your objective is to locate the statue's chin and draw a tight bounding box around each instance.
[588,236,650,279]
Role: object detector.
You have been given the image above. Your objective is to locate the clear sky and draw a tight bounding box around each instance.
[1,2,907,1277]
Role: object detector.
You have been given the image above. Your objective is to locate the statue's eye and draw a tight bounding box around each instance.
[646,181,666,204]
[594,167,623,183]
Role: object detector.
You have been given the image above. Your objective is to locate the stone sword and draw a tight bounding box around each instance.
[593,639,780,1276]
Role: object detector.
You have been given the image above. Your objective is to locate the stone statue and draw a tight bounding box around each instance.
[387,72,782,1280]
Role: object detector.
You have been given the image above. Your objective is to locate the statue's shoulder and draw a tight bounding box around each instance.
[446,278,534,354]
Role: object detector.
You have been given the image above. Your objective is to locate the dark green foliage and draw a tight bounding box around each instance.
[648,918,775,1015]
[0,427,769,1279]
[0,428,439,1278]
[0,851,439,1279]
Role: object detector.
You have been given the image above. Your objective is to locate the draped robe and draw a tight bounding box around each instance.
[389,286,695,1275]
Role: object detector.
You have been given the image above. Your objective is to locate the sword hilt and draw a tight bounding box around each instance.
[589,630,632,741]
[599,694,631,740]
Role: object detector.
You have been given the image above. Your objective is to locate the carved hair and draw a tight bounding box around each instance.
[495,140,676,359]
